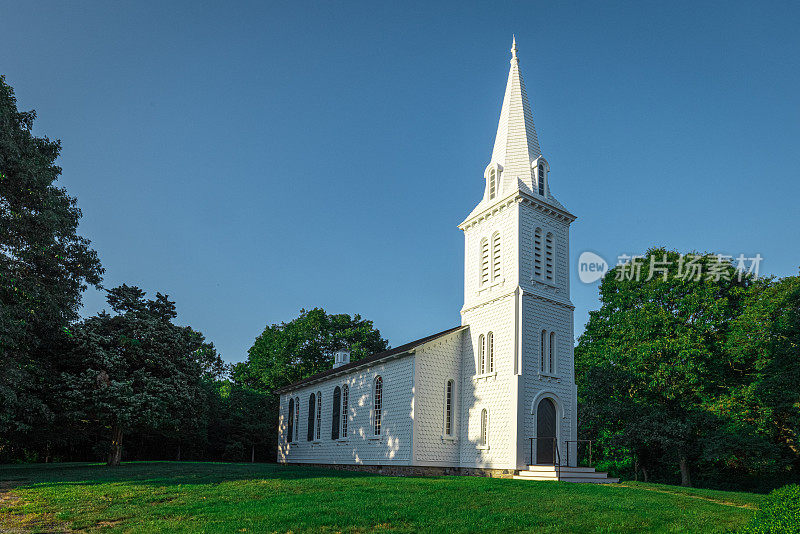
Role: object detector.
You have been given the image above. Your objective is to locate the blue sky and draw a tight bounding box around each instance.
[3,1,799,363]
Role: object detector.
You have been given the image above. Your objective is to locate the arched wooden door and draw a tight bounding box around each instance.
[536,398,556,465]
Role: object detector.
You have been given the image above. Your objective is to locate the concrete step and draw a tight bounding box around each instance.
[516,471,609,479]
[515,472,559,478]
[526,465,598,473]
[514,465,620,484]
[558,472,610,479]
[519,468,609,478]
[513,475,620,484]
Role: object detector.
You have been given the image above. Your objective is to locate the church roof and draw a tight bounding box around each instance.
[274,325,467,394]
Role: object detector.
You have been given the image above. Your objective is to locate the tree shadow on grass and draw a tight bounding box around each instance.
[0,461,379,490]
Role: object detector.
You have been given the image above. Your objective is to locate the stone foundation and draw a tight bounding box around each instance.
[281,463,515,478]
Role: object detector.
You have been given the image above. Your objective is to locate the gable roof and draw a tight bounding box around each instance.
[274,325,466,394]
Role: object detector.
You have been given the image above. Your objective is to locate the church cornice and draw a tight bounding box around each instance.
[461,286,574,315]
[458,193,517,231]
[458,189,575,231]
[460,288,517,315]
[517,190,577,224]
[520,288,575,311]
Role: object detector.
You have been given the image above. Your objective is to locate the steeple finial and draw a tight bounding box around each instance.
[511,35,518,61]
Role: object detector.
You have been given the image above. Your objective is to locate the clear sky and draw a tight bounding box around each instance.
[3,1,799,364]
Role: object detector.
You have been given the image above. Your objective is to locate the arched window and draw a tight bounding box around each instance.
[287,397,295,443]
[479,238,490,286]
[316,391,322,440]
[444,379,454,436]
[373,377,383,436]
[491,232,501,281]
[545,232,554,283]
[549,332,556,375]
[534,228,543,279]
[538,163,545,196]
[478,334,486,375]
[487,332,494,373]
[294,397,299,442]
[540,330,547,373]
[480,408,488,447]
[341,384,349,438]
[331,386,341,440]
[307,393,315,441]
[489,168,497,200]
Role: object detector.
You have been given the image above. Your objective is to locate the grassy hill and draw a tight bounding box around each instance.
[0,462,763,533]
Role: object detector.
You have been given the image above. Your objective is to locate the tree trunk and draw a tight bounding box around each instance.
[679,455,692,487]
[641,466,649,483]
[107,426,123,466]
[251,444,255,463]
[176,443,181,462]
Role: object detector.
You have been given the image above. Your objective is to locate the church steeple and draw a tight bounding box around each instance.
[490,37,542,192]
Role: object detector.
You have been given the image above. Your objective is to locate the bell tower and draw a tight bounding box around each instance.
[459,39,578,470]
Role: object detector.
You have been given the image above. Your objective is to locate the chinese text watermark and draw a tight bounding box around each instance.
[577,252,763,284]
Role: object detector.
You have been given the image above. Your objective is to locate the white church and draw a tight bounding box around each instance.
[276,40,615,482]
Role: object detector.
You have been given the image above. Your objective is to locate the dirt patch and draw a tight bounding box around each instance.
[95,519,123,528]
[0,479,72,533]
[618,483,759,510]
[0,480,27,512]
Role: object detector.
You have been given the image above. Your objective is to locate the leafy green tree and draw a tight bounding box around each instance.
[0,76,103,455]
[725,274,800,478]
[234,307,388,391]
[576,248,751,486]
[59,285,225,465]
[233,308,388,460]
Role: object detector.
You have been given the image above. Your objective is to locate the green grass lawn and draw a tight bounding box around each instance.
[0,461,763,533]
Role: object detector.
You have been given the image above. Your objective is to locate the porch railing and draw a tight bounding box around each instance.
[564,439,593,468]
[527,438,595,481]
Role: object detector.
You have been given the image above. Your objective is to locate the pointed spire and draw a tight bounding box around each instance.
[490,38,541,185]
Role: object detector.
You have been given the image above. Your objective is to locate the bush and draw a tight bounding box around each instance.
[740,484,800,533]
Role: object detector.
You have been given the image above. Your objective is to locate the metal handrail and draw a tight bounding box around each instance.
[555,439,561,481]
[564,439,593,468]
[527,437,562,481]
[526,438,595,482]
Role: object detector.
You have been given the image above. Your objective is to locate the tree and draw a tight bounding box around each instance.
[206,382,273,462]
[59,285,225,465]
[233,307,388,391]
[576,248,750,486]
[0,76,103,456]
[232,308,388,460]
[725,273,800,478]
